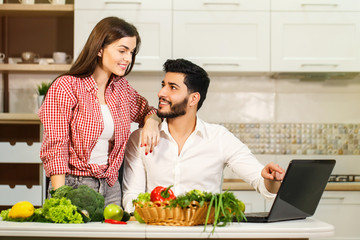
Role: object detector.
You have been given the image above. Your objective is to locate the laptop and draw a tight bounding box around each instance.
[243,159,336,223]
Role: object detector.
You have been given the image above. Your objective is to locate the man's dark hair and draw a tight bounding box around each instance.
[163,59,210,110]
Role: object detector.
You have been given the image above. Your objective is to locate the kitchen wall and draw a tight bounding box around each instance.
[4,70,360,172]
[3,72,360,123]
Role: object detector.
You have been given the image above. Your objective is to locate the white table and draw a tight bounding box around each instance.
[0,218,334,240]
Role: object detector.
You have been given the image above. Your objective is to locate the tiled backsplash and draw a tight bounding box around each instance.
[220,123,360,155]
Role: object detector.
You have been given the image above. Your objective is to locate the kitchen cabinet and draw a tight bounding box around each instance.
[271,0,360,72]
[314,191,360,240]
[74,0,172,71]
[0,114,45,208]
[173,0,270,72]
[0,3,73,112]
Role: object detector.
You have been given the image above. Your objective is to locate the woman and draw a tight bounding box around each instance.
[39,17,160,206]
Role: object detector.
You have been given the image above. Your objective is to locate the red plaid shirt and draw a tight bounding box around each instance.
[39,75,156,186]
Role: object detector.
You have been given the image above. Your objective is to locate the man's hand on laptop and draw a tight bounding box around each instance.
[262,162,286,193]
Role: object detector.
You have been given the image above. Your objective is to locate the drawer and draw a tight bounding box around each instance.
[75,0,171,10]
[174,0,270,11]
[320,191,360,204]
[271,0,360,11]
[0,142,41,164]
[0,185,43,206]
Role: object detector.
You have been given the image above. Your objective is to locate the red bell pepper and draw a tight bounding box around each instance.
[104,219,127,224]
[150,185,176,202]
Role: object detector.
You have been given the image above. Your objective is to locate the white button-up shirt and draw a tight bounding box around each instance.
[122,117,275,212]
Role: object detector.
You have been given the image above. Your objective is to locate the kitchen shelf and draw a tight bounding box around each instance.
[0,3,74,17]
[0,113,40,124]
[0,63,71,73]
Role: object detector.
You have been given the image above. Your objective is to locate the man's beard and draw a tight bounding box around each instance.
[157,96,188,119]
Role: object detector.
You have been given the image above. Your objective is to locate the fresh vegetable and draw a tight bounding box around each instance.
[132,192,151,207]
[165,190,246,232]
[132,188,246,233]
[0,198,82,224]
[1,207,49,223]
[41,197,83,224]
[8,201,34,219]
[121,211,130,222]
[168,189,213,208]
[50,185,72,199]
[51,185,105,222]
[104,219,127,224]
[104,204,123,221]
[203,191,246,233]
[150,185,176,202]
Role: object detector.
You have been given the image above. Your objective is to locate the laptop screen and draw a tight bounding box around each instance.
[268,159,336,222]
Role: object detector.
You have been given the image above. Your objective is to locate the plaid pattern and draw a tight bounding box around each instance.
[39,75,156,186]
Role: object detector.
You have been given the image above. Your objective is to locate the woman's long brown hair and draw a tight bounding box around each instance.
[44,17,141,101]
[67,16,141,78]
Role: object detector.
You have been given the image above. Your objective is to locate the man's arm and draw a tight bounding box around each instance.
[122,129,147,213]
[222,128,278,199]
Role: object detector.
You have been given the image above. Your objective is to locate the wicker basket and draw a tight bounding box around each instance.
[134,201,215,226]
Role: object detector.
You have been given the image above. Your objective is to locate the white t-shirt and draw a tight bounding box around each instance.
[89,105,114,165]
[122,117,275,212]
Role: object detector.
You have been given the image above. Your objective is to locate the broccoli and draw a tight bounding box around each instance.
[50,185,73,199]
[51,184,105,222]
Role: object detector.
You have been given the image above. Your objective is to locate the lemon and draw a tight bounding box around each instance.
[8,201,35,219]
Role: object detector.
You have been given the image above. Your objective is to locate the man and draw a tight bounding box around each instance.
[122,59,285,212]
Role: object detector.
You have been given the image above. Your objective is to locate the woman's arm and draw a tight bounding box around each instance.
[50,174,66,190]
[141,113,161,154]
[39,76,75,188]
[126,81,161,154]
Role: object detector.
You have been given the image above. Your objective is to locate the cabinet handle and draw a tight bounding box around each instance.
[203,2,240,6]
[322,197,345,200]
[301,4,338,7]
[203,63,240,67]
[104,1,142,4]
[134,62,142,65]
[301,64,338,68]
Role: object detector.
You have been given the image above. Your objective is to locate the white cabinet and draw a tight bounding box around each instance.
[174,0,270,11]
[173,0,270,72]
[74,0,172,71]
[0,142,44,206]
[231,191,266,213]
[271,0,360,72]
[314,191,360,240]
[74,0,171,10]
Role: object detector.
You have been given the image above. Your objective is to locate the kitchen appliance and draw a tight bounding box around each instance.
[328,174,360,182]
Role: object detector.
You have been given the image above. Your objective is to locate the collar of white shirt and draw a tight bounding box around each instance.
[160,116,207,139]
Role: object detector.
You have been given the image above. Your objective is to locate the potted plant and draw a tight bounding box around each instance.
[36,81,51,108]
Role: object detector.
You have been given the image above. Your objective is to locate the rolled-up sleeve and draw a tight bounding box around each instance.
[39,77,76,177]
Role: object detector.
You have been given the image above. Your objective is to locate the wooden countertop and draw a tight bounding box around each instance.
[223,179,360,191]
[0,113,40,124]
